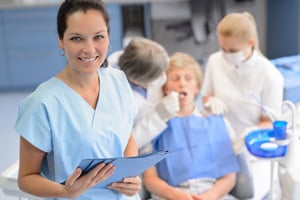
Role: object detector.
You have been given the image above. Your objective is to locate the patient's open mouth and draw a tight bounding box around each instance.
[179,92,187,98]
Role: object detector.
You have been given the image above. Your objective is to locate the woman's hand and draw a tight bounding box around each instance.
[63,163,115,198]
[108,176,141,196]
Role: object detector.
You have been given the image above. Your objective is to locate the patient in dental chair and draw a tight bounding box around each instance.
[143,52,240,200]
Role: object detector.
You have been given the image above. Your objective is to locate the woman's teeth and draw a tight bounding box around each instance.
[80,57,96,62]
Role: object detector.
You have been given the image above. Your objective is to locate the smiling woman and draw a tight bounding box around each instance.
[58,8,109,83]
[15,1,141,200]
[56,8,110,108]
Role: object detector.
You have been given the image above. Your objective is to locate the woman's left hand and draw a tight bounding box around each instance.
[108,176,141,196]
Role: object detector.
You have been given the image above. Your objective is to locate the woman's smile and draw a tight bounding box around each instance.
[79,56,98,63]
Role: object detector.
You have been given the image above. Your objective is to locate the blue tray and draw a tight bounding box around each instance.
[244,129,287,158]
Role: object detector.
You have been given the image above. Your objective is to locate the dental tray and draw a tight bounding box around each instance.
[244,129,287,158]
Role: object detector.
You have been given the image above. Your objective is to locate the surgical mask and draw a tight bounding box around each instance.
[222,50,246,66]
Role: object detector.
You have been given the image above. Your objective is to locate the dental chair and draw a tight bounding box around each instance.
[230,153,254,199]
[139,152,254,200]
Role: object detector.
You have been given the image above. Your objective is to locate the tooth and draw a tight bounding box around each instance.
[82,58,95,62]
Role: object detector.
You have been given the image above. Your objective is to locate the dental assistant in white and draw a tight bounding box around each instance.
[201,12,284,137]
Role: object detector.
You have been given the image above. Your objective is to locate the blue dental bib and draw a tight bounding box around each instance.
[153,115,240,186]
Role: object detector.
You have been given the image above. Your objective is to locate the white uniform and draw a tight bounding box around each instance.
[131,88,168,148]
[201,50,284,136]
[108,51,167,149]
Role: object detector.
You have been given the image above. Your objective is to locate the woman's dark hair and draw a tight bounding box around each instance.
[57,0,110,39]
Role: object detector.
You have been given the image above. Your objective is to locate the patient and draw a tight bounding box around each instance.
[143,52,240,200]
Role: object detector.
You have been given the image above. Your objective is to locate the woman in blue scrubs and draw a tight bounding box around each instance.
[15,0,141,199]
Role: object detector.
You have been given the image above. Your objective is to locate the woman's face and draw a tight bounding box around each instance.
[218,33,249,53]
[59,9,109,75]
[218,34,254,66]
[218,34,253,62]
[164,68,199,108]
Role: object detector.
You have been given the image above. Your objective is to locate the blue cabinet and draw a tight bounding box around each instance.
[0,4,123,90]
[2,7,65,89]
[267,0,300,58]
[106,4,123,55]
[0,11,9,88]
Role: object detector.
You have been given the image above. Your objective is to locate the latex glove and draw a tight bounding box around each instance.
[204,97,228,115]
[155,91,180,121]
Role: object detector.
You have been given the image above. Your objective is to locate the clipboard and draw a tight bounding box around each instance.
[77,150,170,187]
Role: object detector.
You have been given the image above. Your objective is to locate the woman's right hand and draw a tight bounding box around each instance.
[62,163,115,198]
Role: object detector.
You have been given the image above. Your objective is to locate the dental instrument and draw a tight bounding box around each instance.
[250,94,279,122]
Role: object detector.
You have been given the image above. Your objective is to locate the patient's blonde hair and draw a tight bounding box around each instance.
[217,12,260,52]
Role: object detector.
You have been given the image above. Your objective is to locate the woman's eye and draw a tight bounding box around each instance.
[95,35,104,40]
[222,48,239,53]
[70,37,81,41]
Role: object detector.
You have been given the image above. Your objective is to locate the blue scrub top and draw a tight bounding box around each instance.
[15,67,139,200]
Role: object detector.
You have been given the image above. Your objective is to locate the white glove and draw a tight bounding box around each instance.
[204,97,228,115]
[155,91,180,121]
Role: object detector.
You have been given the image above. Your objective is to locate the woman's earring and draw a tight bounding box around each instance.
[59,48,65,56]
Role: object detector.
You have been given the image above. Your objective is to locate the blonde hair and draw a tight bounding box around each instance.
[217,12,260,52]
[167,52,203,89]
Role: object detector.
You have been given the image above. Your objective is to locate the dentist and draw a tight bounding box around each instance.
[108,38,180,150]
